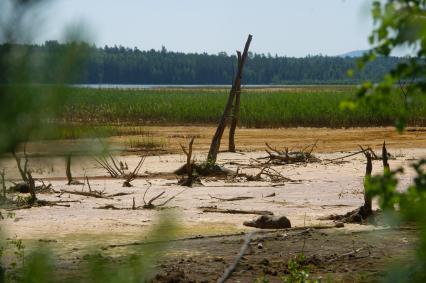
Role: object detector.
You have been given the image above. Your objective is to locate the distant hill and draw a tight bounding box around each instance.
[339,50,369,58]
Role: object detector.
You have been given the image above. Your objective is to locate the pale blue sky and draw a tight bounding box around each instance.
[37,0,372,57]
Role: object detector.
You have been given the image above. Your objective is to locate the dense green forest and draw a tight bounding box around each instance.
[0,41,403,84]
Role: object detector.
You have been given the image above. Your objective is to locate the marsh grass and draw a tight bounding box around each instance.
[125,135,166,150]
[58,86,426,128]
[6,86,426,140]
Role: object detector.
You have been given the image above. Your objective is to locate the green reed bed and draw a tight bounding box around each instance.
[56,87,426,128]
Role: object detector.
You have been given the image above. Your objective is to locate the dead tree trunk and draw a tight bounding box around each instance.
[207,34,252,164]
[228,52,243,152]
[179,137,199,187]
[1,169,6,199]
[26,172,36,205]
[66,153,73,185]
[362,152,373,214]
[382,141,389,171]
[12,149,28,183]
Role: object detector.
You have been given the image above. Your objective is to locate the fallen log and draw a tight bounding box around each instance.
[200,206,273,215]
[61,190,110,199]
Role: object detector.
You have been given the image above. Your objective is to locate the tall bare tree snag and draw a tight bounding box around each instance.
[382,140,390,171]
[66,153,82,185]
[66,153,73,185]
[362,152,373,214]
[228,52,243,152]
[207,34,252,164]
[26,172,37,205]
[12,148,29,183]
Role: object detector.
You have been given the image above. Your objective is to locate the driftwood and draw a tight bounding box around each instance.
[243,166,295,183]
[200,206,273,215]
[207,34,252,164]
[261,141,320,165]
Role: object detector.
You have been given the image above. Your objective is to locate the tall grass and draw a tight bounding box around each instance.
[8,86,426,129]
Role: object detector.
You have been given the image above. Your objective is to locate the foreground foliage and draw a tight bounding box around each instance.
[354,0,426,282]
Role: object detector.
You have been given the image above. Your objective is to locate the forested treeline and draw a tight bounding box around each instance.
[0,41,403,84]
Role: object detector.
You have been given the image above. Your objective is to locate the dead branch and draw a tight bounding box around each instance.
[208,194,254,202]
[327,247,368,263]
[143,191,166,209]
[265,142,284,155]
[217,232,253,283]
[239,166,295,183]
[93,155,119,177]
[323,148,370,165]
[108,192,133,197]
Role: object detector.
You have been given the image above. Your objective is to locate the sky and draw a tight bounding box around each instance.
[31,0,373,57]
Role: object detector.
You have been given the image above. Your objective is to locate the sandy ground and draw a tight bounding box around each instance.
[20,126,426,155]
[0,126,425,281]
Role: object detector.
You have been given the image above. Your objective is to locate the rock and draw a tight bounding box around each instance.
[335,222,345,228]
[243,215,291,229]
[10,182,30,193]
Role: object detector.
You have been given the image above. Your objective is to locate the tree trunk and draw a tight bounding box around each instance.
[228,52,243,152]
[66,153,73,185]
[207,34,252,164]
[27,172,36,205]
[363,152,373,213]
[382,141,390,171]
[12,150,28,183]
